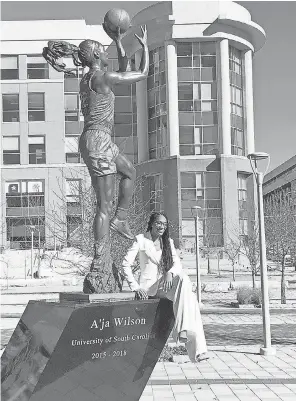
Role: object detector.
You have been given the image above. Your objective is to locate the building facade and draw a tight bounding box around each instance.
[0,20,112,249]
[263,155,296,203]
[1,1,266,251]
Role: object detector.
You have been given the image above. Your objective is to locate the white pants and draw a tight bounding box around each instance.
[148,270,207,362]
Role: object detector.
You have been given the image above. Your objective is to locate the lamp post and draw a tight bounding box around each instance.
[191,206,202,303]
[248,152,276,356]
[29,225,35,279]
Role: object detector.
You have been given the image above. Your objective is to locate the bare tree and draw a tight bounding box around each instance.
[240,222,260,288]
[44,171,159,291]
[202,217,222,274]
[265,189,296,304]
[224,234,241,281]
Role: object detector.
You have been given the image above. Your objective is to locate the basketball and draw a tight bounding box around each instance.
[104,9,131,34]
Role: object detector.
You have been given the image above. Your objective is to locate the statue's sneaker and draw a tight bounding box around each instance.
[110,217,135,240]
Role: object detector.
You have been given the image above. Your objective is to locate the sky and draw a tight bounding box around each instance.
[1,0,295,171]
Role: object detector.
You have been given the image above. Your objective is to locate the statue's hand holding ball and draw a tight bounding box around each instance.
[103,9,131,41]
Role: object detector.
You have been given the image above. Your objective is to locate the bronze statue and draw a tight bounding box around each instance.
[43,23,148,293]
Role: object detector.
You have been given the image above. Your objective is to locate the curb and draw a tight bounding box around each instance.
[1,307,296,320]
[147,378,296,385]
[200,307,296,314]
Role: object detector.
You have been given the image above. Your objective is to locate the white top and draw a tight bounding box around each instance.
[121,233,182,292]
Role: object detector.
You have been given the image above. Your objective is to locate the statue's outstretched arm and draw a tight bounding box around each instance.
[104,26,148,85]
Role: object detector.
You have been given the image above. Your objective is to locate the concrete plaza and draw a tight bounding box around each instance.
[2,300,296,401]
[144,345,296,401]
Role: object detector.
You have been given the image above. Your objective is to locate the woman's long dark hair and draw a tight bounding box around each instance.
[147,212,173,273]
[42,39,103,76]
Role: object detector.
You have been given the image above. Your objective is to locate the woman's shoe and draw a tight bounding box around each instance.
[178,330,187,343]
[196,352,210,362]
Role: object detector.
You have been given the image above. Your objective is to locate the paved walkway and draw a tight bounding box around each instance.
[2,317,296,400]
[1,285,295,400]
[142,345,296,401]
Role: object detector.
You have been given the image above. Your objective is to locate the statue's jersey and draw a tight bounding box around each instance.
[80,71,115,132]
[79,70,119,177]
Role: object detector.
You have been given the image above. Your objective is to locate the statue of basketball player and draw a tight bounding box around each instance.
[43,26,148,292]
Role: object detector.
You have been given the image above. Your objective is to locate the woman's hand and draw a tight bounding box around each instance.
[163,271,173,292]
[135,288,149,300]
[134,25,147,48]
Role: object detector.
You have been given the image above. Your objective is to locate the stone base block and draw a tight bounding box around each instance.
[1,295,174,401]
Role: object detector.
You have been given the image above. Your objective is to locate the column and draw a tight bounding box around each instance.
[291,179,296,209]
[219,39,231,155]
[18,55,27,80]
[165,41,179,157]
[244,49,255,154]
[19,84,29,165]
[135,51,148,163]
[0,170,5,249]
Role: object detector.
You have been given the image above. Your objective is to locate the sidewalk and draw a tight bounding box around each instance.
[1,282,295,400]
[1,324,296,400]
[142,345,296,401]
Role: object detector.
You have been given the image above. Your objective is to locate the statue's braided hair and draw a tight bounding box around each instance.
[42,39,104,76]
[147,212,173,273]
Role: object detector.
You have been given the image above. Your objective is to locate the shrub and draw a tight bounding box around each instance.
[250,288,262,306]
[159,344,187,362]
[237,286,262,306]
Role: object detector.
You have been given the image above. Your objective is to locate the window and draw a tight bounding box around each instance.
[66,179,82,245]
[177,42,219,155]
[63,59,82,124]
[182,219,204,252]
[64,76,79,93]
[27,55,49,79]
[146,175,163,212]
[229,46,245,156]
[112,54,138,164]
[147,47,167,160]
[2,94,19,122]
[28,93,45,121]
[66,180,81,205]
[66,215,82,247]
[1,56,18,79]
[29,136,46,164]
[181,171,222,246]
[6,217,45,249]
[5,180,45,210]
[64,93,79,121]
[65,135,80,163]
[3,136,20,164]
[237,173,248,237]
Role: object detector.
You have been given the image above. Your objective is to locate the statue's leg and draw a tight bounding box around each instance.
[92,174,113,242]
[83,174,121,294]
[110,153,136,240]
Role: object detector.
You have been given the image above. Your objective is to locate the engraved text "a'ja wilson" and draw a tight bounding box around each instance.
[90,316,147,330]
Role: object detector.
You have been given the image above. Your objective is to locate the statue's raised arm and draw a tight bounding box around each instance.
[105,26,149,85]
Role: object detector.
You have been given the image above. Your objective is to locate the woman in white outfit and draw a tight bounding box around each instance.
[121,212,209,363]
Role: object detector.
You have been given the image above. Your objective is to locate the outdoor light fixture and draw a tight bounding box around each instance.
[248,152,270,176]
[191,206,202,303]
[247,152,276,355]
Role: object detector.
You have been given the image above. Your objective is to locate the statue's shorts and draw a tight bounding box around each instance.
[79,127,120,177]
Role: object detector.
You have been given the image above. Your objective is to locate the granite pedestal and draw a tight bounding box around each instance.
[1,293,174,401]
